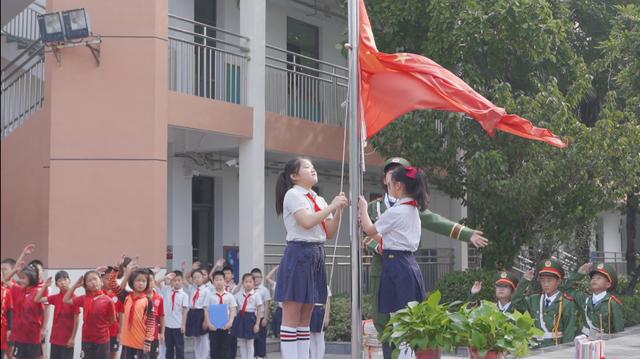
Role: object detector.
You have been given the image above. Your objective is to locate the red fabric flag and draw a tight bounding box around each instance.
[358,0,567,148]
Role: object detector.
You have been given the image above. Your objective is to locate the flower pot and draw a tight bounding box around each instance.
[416,348,442,359]
[467,348,505,359]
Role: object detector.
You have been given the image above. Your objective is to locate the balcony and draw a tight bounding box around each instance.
[167,14,348,127]
[168,14,250,105]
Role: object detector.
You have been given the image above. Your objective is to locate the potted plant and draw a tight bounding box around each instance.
[380,290,466,359]
[459,301,543,359]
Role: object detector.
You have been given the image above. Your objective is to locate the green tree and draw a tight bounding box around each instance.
[365,0,640,269]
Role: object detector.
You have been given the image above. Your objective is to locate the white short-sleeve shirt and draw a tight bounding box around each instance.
[374,197,421,252]
[234,289,263,314]
[161,287,189,328]
[283,185,331,243]
[187,284,210,309]
[204,290,238,316]
[256,284,271,304]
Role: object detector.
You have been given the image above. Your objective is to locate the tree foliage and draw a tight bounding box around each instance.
[365,0,640,268]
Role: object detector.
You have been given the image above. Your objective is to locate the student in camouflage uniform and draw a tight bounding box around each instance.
[564,262,624,336]
[512,259,577,346]
[364,157,489,359]
[469,271,519,313]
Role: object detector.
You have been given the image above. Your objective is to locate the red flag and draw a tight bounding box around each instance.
[358,0,567,148]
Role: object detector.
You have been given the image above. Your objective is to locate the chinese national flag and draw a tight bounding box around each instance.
[358,0,567,148]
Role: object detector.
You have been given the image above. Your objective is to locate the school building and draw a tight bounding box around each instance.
[1,0,636,295]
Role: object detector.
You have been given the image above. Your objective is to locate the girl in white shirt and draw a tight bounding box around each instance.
[185,269,210,359]
[274,158,347,359]
[359,165,429,314]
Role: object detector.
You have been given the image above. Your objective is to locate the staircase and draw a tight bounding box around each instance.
[512,248,579,274]
[1,2,45,137]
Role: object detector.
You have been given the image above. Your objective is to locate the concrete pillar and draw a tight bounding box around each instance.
[168,156,193,270]
[238,0,266,274]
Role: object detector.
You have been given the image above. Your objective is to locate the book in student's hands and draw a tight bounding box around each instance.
[208,303,229,328]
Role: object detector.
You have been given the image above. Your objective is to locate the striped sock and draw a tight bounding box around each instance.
[296,326,311,359]
[280,326,297,359]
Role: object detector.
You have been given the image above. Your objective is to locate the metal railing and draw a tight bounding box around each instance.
[1,3,45,43]
[264,243,454,295]
[1,39,45,137]
[468,247,482,269]
[168,14,249,105]
[266,45,348,127]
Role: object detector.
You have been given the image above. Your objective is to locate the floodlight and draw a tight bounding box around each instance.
[37,12,65,43]
[62,8,90,40]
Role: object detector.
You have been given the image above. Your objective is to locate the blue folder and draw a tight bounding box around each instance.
[208,303,229,328]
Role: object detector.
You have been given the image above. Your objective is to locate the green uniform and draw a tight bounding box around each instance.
[512,259,577,346]
[469,271,519,312]
[366,195,476,333]
[562,263,624,335]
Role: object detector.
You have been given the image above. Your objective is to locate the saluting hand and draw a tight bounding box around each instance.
[469,231,489,248]
[523,269,535,281]
[470,281,482,295]
[577,262,593,274]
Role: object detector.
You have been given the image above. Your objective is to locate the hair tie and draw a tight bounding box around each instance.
[405,166,418,180]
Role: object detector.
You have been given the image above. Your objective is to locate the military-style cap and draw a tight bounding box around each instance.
[537,258,565,279]
[383,157,411,173]
[494,271,519,289]
[589,263,618,291]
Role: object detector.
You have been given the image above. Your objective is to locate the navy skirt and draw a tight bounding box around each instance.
[185,308,207,337]
[378,250,426,314]
[232,312,257,339]
[275,241,328,304]
[310,305,325,333]
[271,306,283,337]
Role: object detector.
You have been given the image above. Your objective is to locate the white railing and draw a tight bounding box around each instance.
[266,45,348,127]
[168,14,249,105]
[264,243,453,295]
[1,3,45,43]
[1,40,45,137]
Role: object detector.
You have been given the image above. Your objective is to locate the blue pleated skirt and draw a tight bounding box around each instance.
[185,308,207,337]
[310,305,325,333]
[275,241,328,304]
[231,312,257,339]
[378,250,426,314]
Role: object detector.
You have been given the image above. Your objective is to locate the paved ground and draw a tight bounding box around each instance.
[185,325,640,358]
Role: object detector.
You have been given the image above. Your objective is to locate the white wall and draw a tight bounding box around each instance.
[600,210,623,254]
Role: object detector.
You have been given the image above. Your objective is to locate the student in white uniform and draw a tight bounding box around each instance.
[185,269,210,359]
[251,268,271,359]
[231,274,263,359]
[204,271,237,359]
[274,158,347,359]
[159,271,189,359]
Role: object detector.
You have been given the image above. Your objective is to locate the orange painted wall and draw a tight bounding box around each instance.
[168,91,253,138]
[45,0,168,268]
[0,106,51,264]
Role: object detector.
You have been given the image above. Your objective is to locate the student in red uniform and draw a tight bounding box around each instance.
[100,269,124,359]
[34,272,80,359]
[10,265,46,359]
[107,261,156,359]
[64,270,116,359]
[3,245,36,359]
[2,274,15,359]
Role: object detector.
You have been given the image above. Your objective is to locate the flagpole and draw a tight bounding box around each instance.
[347,0,362,358]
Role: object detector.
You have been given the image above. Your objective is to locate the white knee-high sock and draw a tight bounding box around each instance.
[310,332,325,359]
[245,338,254,359]
[239,339,253,359]
[195,334,210,359]
[280,326,297,359]
[296,326,311,359]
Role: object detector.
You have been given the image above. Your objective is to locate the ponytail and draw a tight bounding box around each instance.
[391,166,429,211]
[275,158,307,215]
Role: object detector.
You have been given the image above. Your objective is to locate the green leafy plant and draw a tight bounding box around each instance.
[459,301,543,358]
[380,290,466,357]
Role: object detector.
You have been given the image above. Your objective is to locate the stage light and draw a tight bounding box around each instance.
[37,12,65,43]
[62,8,90,40]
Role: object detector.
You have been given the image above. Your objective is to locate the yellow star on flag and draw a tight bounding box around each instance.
[394,53,411,64]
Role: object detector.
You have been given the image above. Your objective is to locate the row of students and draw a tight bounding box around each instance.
[470,258,624,348]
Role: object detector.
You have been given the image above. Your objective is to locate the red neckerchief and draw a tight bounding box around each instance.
[241,291,252,316]
[192,287,200,307]
[84,290,105,322]
[400,200,418,207]
[305,193,328,236]
[171,290,177,311]
[127,292,147,328]
[216,291,225,304]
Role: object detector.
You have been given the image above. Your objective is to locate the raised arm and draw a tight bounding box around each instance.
[420,210,488,248]
[512,270,534,312]
[293,194,347,230]
[63,276,83,304]
[265,265,279,287]
[34,277,53,303]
